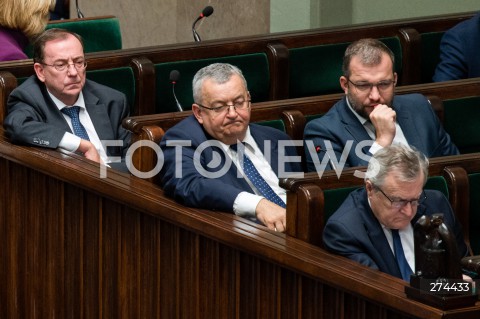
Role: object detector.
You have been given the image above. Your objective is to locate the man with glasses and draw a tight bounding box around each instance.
[4,28,130,167]
[304,38,458,172]
[323,144,469,281]
[159,63,302,232]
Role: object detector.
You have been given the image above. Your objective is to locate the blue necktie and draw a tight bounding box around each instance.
[392,229,413,281]
[61,106,90,141]
[232,143,286,208]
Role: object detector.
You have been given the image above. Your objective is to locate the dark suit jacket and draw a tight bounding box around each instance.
[433,13,480,82]
[4,76,131,158]
[303,94,459,171]
[323,188,468,280]
[159,115,302,212]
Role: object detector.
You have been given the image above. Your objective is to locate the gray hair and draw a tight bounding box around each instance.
[365,144,429,187]
[192,63,248,104]
[342,38,395,78]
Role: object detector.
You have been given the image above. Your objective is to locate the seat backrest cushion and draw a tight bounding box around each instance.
[154,53,270,113]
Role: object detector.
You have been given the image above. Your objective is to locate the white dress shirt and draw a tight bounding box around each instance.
[218,127,286,219]
[48,91,110,164]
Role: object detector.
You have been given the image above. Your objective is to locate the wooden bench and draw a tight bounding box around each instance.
[1,128,479,317]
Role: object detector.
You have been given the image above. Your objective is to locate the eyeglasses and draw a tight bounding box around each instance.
[348,79,395,93]
[375,186,427,209]
[41,59,87,72]
[197,100,251,115]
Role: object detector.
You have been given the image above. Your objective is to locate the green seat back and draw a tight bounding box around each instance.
[87,68,135,114]
[256,119,286,132]
[468,173,480,255]
[323,176,448,223]
[154,53,270,113]
[443,96,480,153]
[420,32,445,83]
[288,37,402,98]
[305,114,323,123]
[24,17,122,57]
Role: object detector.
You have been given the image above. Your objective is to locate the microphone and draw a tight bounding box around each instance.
[169,70,183,112]
[315,145,337,171]
[192,6,214,42]
[75,0,85,18]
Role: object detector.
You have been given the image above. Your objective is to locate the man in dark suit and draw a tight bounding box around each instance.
[159,63,302,232]
[433,12,480,82]
[323,144,468,281]
[4,28,130,166]
[304,38,458,172]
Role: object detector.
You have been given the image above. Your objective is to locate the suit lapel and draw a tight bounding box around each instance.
[359,192,402,277]
[249,125,279,174]
[393,99,426,152]
[340,99,373,144]
[83,90,114,141]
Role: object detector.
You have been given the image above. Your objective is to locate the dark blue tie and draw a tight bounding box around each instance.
[231,143,286,208]
[61,106,90,141]
[392,229,413,281]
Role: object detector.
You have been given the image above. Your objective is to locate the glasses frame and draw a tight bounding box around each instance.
[374,185,427,209]
[197,100,251,114]
[347,79,396,93]
[40,60,87,72]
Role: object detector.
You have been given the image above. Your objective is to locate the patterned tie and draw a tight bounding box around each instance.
[231,143,286,208]
[61,106,90,141]
[392,229,413,281]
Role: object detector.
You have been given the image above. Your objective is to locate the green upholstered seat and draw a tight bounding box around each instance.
[154,53,270,113]
[288,37,403,98]
[256,119,286,132]
[420,32,445,83]
[443,96,480,153]
[468,173,480,255]
[24,16,122,57]
[87,68,135,114]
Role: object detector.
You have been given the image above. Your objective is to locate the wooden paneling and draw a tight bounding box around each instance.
[0,129,479,318]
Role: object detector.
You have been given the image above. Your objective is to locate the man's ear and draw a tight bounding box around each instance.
[33,63,46,83]
[365,180,374,196]
[340,76,348,93]
[192,104,204,124]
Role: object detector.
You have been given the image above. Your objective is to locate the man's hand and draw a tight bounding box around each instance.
[370,104,396,147]
[255,198,286,232]
[77,139,101,163]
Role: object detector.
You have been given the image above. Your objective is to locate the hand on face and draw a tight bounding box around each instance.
[369,104,396,147]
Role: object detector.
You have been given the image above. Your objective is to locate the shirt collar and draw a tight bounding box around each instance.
[48,91,85,111]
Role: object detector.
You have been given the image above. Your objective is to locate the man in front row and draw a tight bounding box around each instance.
[323,144,469,281]
[159,63,302,232]
[4,28,131,167]
[304,38,458,172]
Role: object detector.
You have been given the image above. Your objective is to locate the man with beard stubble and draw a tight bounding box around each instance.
[303,38,458,172]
